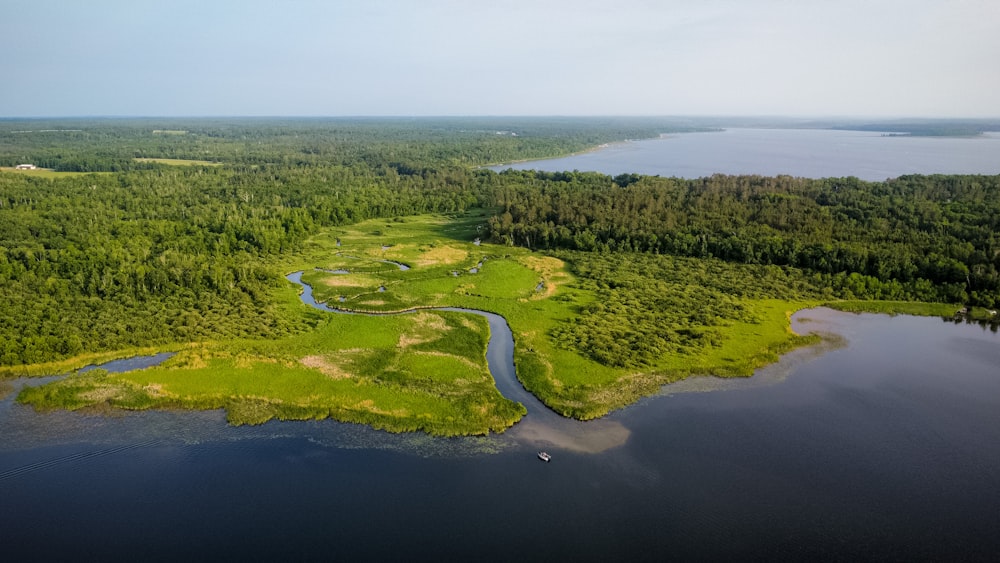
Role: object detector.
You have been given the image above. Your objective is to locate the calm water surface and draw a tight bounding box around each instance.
[3,309,1000,561]
[494,128,1000,180]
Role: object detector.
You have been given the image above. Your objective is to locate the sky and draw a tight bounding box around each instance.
[2,0,998,117]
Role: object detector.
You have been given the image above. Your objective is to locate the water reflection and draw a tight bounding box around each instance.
[657,308,849,396]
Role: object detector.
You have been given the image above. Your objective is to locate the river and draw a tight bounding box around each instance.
[3,272,1000,560]
[492,128,1000,181]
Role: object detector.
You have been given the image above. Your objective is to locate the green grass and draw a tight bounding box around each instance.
[15,211,863,432]
[0,380,13,400]
[826,300,960,317]
[0,167,108,178]
[284,216,830,420]
[19,309,525,435]
[0,345,186,379]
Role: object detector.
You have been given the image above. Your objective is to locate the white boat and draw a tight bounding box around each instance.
[537,451,551,462]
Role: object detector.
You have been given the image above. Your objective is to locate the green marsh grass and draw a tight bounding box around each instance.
[826,300,959,317]
[18,212,838,432]
[0,380,14,400]
[20,309,524,435]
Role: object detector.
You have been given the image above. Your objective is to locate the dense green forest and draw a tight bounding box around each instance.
[0,164,484,365]
[482,171,1000,306]
[1,118,998,371]
[2,117,687,367]
[0,116,698,172]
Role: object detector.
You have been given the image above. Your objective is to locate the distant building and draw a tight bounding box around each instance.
[14,164,37,170]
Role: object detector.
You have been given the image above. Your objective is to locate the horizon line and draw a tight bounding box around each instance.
[2,114,1000,121]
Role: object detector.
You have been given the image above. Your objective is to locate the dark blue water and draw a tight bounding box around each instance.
[494,128,1000,181]
[3,309,1000,561]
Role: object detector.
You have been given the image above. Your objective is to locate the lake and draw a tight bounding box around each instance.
[493,128,1000,181]
[3,309,1000,561]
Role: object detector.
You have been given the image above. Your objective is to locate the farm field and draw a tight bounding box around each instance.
[0,166,106,178]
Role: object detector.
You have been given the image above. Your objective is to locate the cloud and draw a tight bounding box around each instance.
[1,0,997,116]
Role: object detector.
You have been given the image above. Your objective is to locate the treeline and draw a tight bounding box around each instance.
[0,116,702,172]
[482,170,1000,306]
[833,119,1000,137]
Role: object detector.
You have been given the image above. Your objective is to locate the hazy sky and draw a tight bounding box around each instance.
[3,0,998,117]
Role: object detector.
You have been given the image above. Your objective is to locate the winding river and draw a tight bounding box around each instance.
[286,270,541,412]
[286,270,631,451]
[5,278,1000,560]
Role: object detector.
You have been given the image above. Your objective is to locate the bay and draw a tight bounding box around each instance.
[493,128,1000,181]
[2,309,1000,561]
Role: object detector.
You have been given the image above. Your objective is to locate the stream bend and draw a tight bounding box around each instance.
[285,271,551,418]
[286,271,631,452]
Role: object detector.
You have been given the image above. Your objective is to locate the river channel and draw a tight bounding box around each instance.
[286,270,630,452]
[2,286,1000,560]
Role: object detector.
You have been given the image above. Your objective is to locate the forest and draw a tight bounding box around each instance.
[482,170,1000,306]
[1,118,998,426]
[0,116,700,172]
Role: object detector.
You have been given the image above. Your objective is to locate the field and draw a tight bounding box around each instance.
[18,212,830,431]
[0,167,106,178]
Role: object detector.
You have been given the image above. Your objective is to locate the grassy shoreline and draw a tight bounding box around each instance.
[482,140,623,168]
[824,300,959,317]
[13,212,951,435]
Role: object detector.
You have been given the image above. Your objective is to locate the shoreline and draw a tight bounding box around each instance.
[481,141,625,170]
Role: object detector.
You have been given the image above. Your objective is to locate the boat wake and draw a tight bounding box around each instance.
[0,439,163,482]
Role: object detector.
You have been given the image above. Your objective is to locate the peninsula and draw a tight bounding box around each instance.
[2,118,997,435]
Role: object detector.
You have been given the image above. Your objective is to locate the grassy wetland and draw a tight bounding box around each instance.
[16,211,827,430]
[3,118,996,436]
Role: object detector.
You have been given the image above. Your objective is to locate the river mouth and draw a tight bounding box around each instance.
[5,307,1000,562]
[3,273,838,457]
[288,270,633,452]
[285,271,858,454]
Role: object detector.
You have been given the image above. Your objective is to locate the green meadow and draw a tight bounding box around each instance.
[17,212,838,431]
[0,167,107,178]
[826,300,963,317]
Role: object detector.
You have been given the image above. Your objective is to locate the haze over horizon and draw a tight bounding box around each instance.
[3,0,998,118]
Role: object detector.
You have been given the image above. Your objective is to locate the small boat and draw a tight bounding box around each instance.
[537,451,551,462]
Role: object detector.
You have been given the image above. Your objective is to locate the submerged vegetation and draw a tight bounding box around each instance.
[2,117,997,434]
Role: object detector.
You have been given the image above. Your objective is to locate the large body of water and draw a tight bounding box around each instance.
[493,128,1000,181]
[5,132,1000,560]
[3,308,1000,561]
